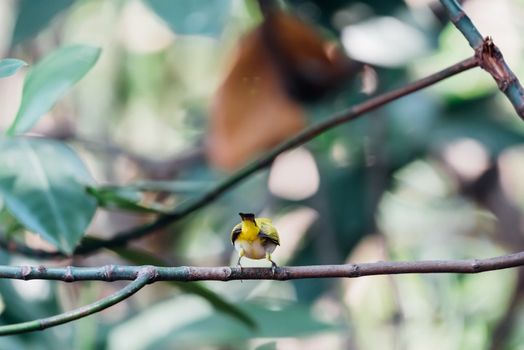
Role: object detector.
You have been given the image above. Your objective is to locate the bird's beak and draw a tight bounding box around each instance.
[239,213,255,222]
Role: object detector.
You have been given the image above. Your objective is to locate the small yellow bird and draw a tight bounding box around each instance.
[231,212,280,271]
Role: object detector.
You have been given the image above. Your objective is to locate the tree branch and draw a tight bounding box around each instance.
[440,0,524,118]
[1,251,522,334]
[0,267,152,336]
[3,56,480,259]
[1,250,523,282]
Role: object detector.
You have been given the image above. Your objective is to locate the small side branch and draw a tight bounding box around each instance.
[0,267,153,336]
[440,0,524,118]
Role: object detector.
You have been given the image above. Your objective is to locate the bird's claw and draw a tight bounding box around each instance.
[236,263,244,283]
[271,261,278,276]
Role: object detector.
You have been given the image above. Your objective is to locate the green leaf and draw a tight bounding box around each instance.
[110,246,257,329]
[86,186,169,214]
[0,137,97,253]
[7,45,101,136]
[0,59,27,78]
[255,342,277,350]
[0,209,24,238]
[86,180,212,213]
[12,0,74,45]
[144,0,231,38]
[149,301,337,348]
[121,180,212,193]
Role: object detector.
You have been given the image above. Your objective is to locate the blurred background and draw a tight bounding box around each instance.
[2,0,524,349]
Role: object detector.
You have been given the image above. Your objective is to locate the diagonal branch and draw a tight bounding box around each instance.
[2,56,480,259]
[440,0,524,118]
[0,267,153,336]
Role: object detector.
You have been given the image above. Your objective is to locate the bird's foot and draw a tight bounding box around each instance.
[236,263,244,283]
[271,261,278,276]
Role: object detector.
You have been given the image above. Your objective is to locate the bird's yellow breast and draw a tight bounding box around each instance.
[237,220,260,242]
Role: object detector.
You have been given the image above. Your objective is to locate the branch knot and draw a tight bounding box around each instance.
[471,259,481,271]
[139,266,157,283]
[64,266,74,282]
[20,266,31,280]
[104,265,116,281]
[475,37,516,92]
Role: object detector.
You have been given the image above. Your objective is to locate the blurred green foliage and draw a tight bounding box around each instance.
[0,58,27,78]
[144,0,232,38]
[146,301,338,348]
[1,0,524,349]
[11,0,74,45]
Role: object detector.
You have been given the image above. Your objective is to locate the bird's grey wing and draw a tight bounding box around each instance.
[258,224,280,245]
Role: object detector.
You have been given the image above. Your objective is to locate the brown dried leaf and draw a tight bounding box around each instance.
[207,10,359,171]
[207,27,305,171]
[262,11,360,102]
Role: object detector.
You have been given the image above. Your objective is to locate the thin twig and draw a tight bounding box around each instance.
[0,267,153,336]
[1,250,523,282]
[440,0,524,118]
[3,56,480,259]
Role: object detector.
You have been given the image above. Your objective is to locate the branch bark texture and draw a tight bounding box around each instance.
[2,250,523,282]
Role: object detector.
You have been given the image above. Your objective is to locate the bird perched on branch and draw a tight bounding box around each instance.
[231,213,280,272]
